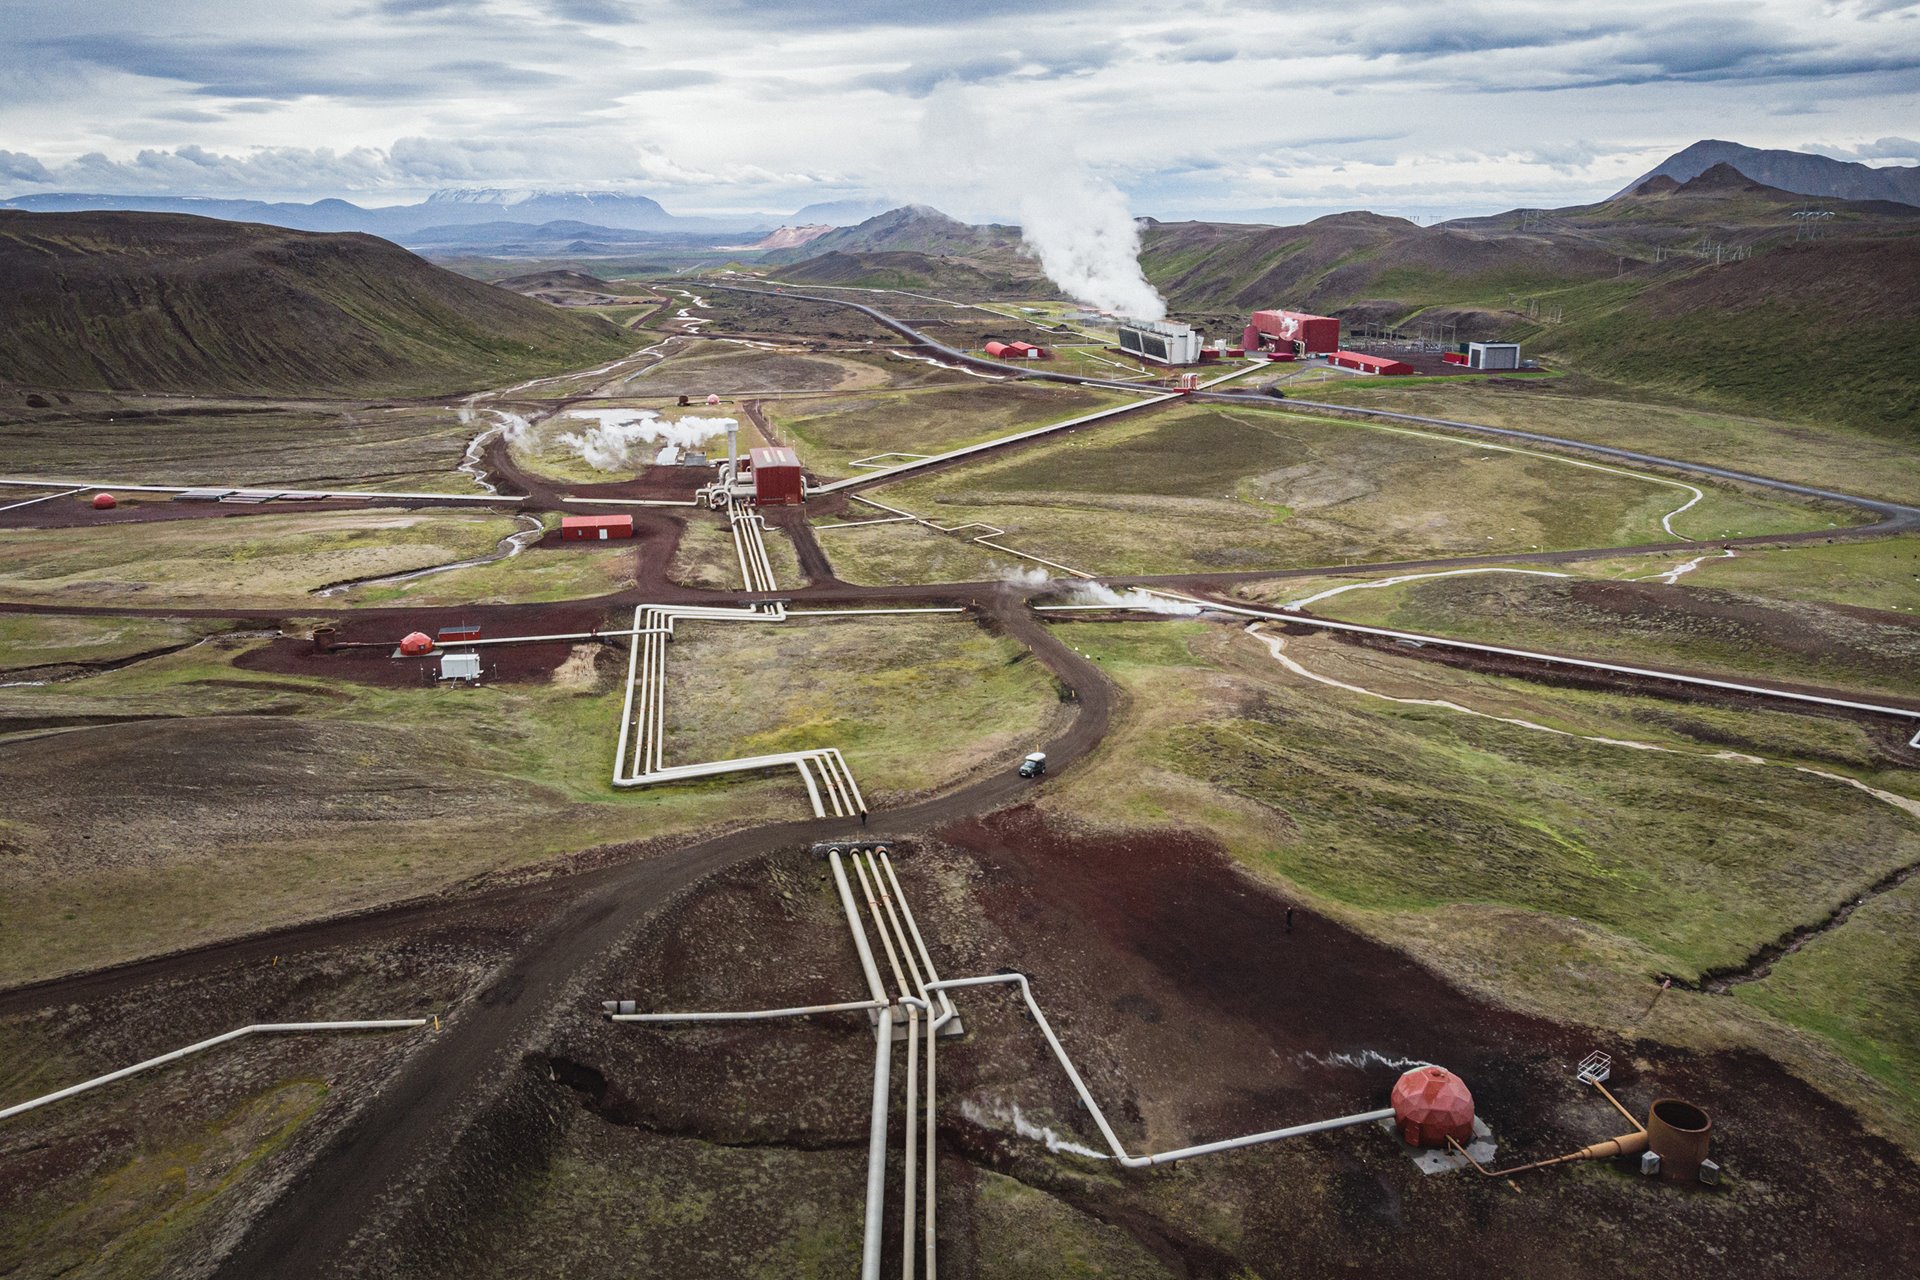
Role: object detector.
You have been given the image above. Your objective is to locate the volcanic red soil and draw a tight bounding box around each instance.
[361,808,1920,1279]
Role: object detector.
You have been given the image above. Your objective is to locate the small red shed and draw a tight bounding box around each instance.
[984,340,1014,358]
[1328,351,1414,375]
[560,514,636,541]
[399,631,434,656]
[749,446,805,506]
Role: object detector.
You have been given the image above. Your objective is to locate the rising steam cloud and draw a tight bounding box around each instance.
[554,409,734,471]
[904,86,1167,319]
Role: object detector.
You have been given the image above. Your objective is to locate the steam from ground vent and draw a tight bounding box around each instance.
[1070,583,1203,615]
[554,409,734,471]
[906,86,1167,319]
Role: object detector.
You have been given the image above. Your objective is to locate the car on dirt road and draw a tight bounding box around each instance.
[1018,751,1047,779]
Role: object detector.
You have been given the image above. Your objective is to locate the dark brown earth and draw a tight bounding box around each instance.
[335,810,1920,1278]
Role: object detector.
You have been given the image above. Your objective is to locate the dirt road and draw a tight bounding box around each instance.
[199,589,1108,1279]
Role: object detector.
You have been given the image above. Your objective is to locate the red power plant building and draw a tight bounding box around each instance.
[560,514,636,541]
[1328,351,1414,376]
[1244,309,1341,356]
[749,446,806,506]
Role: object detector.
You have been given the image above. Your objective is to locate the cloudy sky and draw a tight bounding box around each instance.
[1,0,1916,222]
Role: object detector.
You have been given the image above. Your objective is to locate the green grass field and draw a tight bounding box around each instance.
[0,403,482,494]
[1304,377,1920,506]
[765,382,1135,480]
[1043,618,1920,1139]
[0,614,229,673]
[1247,560,1920,700]
[812,514,1013,587]
[0,611,1062,984]
[669,514,808,589]
[870,403,1843,577]
[0,510,528,607]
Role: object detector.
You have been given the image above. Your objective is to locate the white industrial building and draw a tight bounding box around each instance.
[1466,342,1521,370]
[1117,318,1206,365]
[440,651,482,682]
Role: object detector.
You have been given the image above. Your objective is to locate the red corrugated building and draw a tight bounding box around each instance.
[750,446,805,506]
[1246,310,1341,355]
[1328,351,1413,375]
[560,514,636,541]
[984,340,1014,358]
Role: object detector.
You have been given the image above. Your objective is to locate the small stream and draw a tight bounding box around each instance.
[311,514,546,598]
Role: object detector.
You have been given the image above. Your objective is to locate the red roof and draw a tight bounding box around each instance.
[1329,351,1414,375]
[561,514,635,530]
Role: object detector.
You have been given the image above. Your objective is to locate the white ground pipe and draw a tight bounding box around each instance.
[810,395,1180,495]
[606,999,885,1023]
[0,476,518,503]
[0,486,88,513]
[1150,590,1920,728]
[878,852,956,1023]
[861,1005,894,1280]
[851,856,911,998]
[864,851,926,999]
[783,607,967,617]
[924,973,1394,1168]
[558,496,700,507]
[901,1003,920,1280]
[613,605,643,782]
[0,1020,428,1122]
[830,850,890,1005]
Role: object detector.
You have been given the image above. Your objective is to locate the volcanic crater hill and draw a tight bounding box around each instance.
[1137,210,1625,315]
[0,210,633,397]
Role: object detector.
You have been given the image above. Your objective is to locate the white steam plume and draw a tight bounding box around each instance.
[1068,583,1202,616]
[996,566,1053,588]
[902,85,1166,319]
[554,409,734,472]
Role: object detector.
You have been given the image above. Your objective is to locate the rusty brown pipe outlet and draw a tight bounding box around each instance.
[1646,1098,1712,1183]
[1447,1128,1648,1178]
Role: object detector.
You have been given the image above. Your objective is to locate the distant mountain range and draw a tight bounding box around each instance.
[1616,140,1920,207]
[0,188,894,240]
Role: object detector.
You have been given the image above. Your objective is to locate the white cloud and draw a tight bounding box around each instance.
[0,0,1912,219]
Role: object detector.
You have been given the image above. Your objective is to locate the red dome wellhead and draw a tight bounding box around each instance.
[1391,1066,1475,1148]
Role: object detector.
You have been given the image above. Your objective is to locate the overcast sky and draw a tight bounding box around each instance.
[1,0,1916,222]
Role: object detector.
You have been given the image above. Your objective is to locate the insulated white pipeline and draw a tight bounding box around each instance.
[0,476,519,503]
[830,850,890,1005]
[879,851,956,1024]
[923,973,1394,1168]
[862,1006,895,1280]
[851,855,911,998]
[607,999,886,1024]
[901,1002,920,1280]
[0,486,88,513]
[810,394,1180,495]
[0,1020,429,1122]
[1142,590,1920,730]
